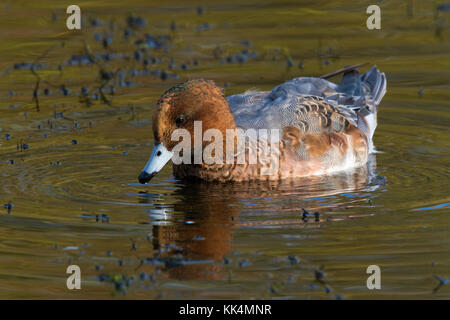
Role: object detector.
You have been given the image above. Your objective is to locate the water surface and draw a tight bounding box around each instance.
[0,0,449,299]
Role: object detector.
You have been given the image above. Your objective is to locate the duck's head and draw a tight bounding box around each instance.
[138,79,236,184]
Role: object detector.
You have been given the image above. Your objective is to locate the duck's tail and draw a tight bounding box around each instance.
[335,65,387,109]
[360,66,386,153]
[360,65,387,107]
[334,65,386,153]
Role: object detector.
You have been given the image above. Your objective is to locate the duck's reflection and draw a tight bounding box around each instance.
[138,155,383,280]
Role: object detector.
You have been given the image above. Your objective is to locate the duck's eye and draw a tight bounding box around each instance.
[175,115,185,127]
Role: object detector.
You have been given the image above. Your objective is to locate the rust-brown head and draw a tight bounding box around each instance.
[138,79,236,183]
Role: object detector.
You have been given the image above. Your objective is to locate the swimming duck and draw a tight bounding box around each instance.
[138,65,386,183]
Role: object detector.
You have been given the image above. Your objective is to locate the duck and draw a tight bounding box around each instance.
[138,65,386,183]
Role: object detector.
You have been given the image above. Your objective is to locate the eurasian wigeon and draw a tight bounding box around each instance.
[138,65,386,183]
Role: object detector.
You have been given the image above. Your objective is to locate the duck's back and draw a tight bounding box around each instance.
[227,66,386,153]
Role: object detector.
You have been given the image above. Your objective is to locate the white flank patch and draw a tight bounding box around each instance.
[322,135,358,175]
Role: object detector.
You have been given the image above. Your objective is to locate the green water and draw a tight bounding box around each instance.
[0,0,449,299]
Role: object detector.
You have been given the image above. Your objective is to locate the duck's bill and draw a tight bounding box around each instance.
[138,143,173,184]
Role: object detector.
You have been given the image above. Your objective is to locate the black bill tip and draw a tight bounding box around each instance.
[138,171,157,184]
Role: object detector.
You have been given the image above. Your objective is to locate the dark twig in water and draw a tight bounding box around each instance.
[17,139,29,151]
[83,40,121,105]
[320,63,369,79]
[79,87,92,107]
[30,44,58,112]
[433,275,450,294]
[314,265,335,294]
[3,202,13,214]
[314,266,326,285]
[301,208,322,222]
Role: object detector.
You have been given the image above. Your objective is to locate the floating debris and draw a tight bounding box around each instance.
[222,50,258,65]
[314,212,322,222]
[435,19,446,37]
[127,15,147,29]
[433,275,450,293]
[196,23,212,31]
[66,55,92,66]
[301,208,312,220]
[238,259,251,268]
[288,255,300,264]
[81,87,89,95]
[314,267,327,286]
[287,58,294,68]
[98,273,135,294]
[14,62,43,70]
[94,33,103,42]
[141,257,213,269]
[80,213,96,220]
[62,246,79,251]
[90,18,105,27]
[123,28,133,41]
[96,214,110,223]
[133,50,143,61]
[60,85,70,96]
[3,202,13,214]
[97,274,110,282]
[102,34,113,49]
[139,272,147,281]
[17,139,29,150]
[308,284,318,290]
[437,4,450,12]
